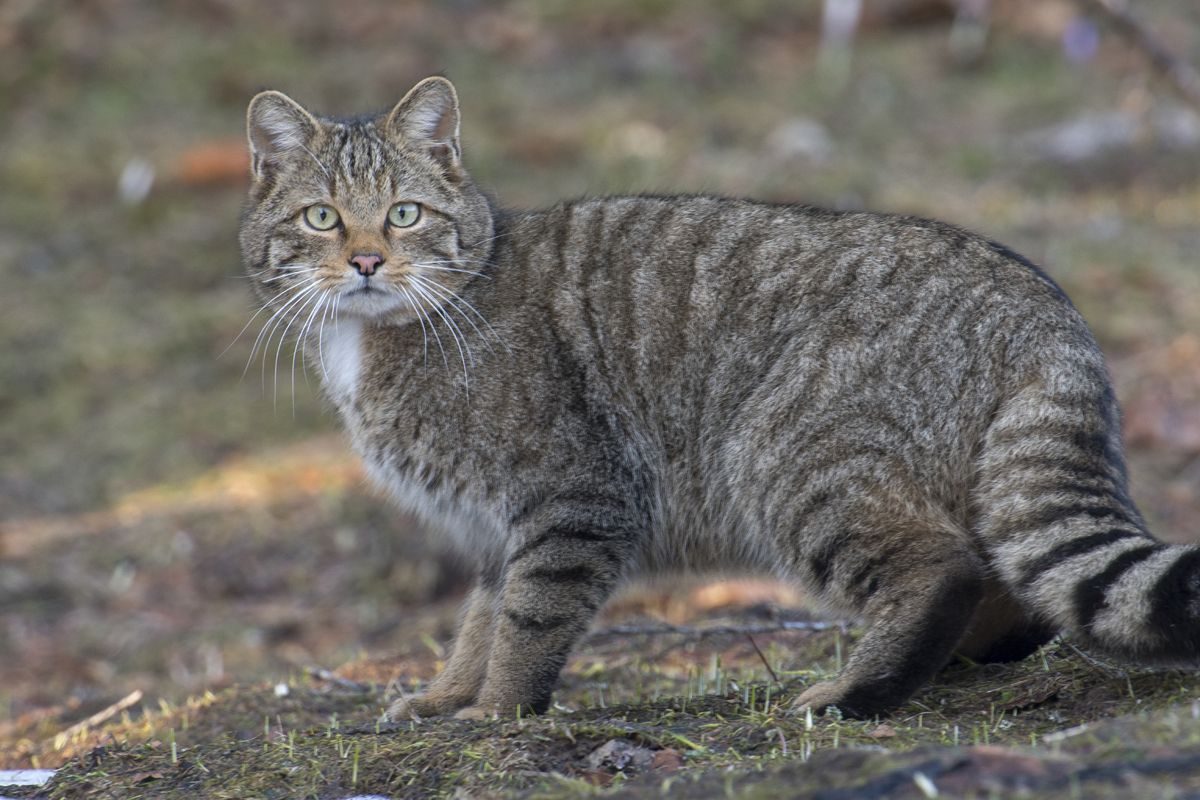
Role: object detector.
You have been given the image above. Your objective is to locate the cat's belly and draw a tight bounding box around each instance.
[632,482,785,578]
[359,454,510,567]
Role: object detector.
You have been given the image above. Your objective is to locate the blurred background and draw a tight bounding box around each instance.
[3,0,1200,756]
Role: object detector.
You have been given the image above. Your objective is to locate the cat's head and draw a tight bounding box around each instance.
[239,77,494,325]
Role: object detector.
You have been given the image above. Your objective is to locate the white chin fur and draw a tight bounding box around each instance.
[335,288,406,318]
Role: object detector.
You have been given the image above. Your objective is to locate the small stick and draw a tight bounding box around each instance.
[53,690,143,748]
[586,619,843,643]
[304,666,372,692]
[746,634,782,687]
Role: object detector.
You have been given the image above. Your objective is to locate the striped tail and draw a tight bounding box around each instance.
[976,362,1200,664]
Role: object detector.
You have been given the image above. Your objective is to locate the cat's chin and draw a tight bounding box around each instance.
[333,287,407,319]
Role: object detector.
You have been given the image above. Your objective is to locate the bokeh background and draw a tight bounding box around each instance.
[3,0,1200,751]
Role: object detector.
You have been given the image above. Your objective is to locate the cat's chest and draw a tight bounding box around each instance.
[318,320,508,560]
[319,318,364,410]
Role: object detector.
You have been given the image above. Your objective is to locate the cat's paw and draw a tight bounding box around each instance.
[790,680,848,716]
[452,705,496,722]
[385,692,467,722]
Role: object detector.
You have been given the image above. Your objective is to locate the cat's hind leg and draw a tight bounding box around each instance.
[789,509,984,718]
[954,577,1055,664]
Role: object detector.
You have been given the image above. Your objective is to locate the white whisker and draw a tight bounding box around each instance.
[299,143,332,180]
[221,283,297,360]
[273,286,323,409]
[262,267,320,283]
[316,291,332,380]
[412,263,491,280]
[398,286,430,367]
[410,273,510,356]
[243,281,320,380]
[406,281,453,379]
[291,290,329,414]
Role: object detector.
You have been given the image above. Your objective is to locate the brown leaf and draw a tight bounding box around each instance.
[173,139,250,187]
[651,748,684,772]
[869,723,898,739]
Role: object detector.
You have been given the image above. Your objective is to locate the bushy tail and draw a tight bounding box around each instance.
[976,361,1200,664]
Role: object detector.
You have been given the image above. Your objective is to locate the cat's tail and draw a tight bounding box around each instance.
[976,351,1200,664]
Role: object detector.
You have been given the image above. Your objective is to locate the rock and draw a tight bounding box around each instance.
[586,739,657,773]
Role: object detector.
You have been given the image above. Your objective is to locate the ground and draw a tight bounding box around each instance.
[3,0,1200,797]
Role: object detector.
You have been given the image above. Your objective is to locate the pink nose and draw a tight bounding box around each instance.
[350,253,383,276]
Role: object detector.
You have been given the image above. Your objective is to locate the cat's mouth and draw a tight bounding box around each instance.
[335,277,405,318]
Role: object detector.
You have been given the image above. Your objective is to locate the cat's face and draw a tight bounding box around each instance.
[239,77,494,327]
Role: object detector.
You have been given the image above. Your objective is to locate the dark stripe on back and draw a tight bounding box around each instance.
[1017,529,1147,587]
[1074,544,1163,629]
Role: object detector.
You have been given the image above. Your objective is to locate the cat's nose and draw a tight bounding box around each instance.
[349,253,383,276]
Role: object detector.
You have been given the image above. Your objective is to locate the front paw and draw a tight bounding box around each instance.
[385,691,468,722]
[791,680,849,716]
[453,705,495,721]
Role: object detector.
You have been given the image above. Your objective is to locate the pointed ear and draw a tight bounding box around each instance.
[385,77,462,176]
[246,90,319,180]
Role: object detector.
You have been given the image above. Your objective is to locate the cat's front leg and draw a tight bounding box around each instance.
[455,517,632,719]
[387,583,497,720]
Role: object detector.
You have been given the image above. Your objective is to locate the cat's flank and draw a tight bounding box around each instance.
[240,77,1200,720]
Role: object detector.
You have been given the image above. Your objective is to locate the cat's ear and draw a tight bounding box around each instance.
[246,90,319,181]
[386,77,462,176]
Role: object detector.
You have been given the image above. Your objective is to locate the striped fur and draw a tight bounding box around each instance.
[240,77,1200,720]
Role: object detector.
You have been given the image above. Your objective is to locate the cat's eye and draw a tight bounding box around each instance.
[303,204,341,231]
[387,202,421,229]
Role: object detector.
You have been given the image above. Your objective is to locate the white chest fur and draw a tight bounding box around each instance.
[319,318,364,408]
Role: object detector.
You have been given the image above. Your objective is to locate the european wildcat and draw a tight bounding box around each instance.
[240,76,1200,720]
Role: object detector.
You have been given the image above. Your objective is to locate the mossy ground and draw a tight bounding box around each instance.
[11,622,1200,798]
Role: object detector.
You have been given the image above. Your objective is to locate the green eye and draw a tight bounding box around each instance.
[387,202,421,228]
[303,204,340,231]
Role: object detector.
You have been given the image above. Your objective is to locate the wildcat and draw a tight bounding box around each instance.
[239,76,1200,720]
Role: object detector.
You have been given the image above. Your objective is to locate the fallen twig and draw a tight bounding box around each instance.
[53,690,143,750]
[304,666,373,693]
[1078,0,1200,111]
[746,634,783,687]
[586,619,845,643]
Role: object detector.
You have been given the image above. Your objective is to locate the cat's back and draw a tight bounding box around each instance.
[504,194,1087,420]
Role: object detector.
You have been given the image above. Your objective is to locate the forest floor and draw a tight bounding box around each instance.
[4,0,1200,797]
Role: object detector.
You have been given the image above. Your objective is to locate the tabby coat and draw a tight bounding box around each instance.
[240,77,1200,720]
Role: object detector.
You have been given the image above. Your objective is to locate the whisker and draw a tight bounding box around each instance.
[220,283,297,360]
[406,281,454,381]
[252,282,321,388]
[410,273,510,356]
[412,263,491,280]
[408,274,494,357]
[291,290,329,414]
[273,287,323,410]
[463,230,510,250]
[243,282,320,380]
[262,268,321,283]
[316,291,332,380]
[299,143,332,180]
[398,286,430,367]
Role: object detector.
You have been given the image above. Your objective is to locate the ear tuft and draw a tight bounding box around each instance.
[246,91,319,180]
[386,77,462,173]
